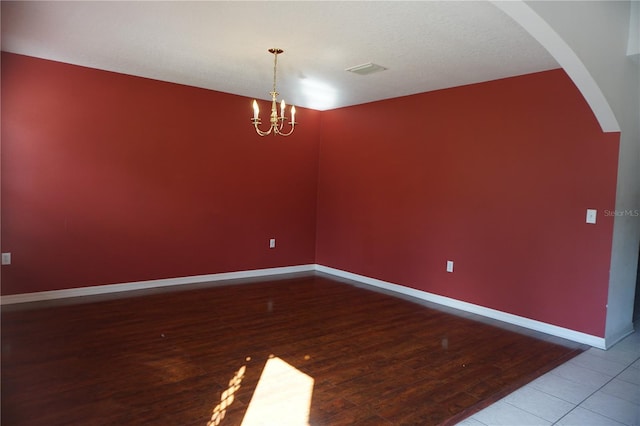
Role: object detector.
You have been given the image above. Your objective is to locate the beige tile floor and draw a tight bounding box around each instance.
[457,329,640,426]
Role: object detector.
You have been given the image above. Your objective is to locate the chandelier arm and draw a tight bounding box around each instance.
[275,121,295,137]
[251,118,273,136]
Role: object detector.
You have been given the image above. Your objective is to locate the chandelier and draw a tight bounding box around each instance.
[251,48,296,136]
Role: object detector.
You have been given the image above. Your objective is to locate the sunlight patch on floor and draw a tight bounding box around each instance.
[241,356,315,426]
[208,364,246,426]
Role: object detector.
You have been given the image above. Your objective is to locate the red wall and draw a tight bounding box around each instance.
[1,53,320,294]
[316,70,619,337]
[1,54,620,337]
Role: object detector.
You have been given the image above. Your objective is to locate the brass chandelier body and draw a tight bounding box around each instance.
[251,48,296,137]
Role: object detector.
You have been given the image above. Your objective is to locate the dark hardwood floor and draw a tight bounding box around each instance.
[1,275,586,425]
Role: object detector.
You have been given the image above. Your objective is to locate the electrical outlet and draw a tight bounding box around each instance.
[269,238,276,249]
[2,253,11,265]
[446,260,454,273]
[586,209,597,224]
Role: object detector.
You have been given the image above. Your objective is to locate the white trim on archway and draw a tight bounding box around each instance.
[491,1,621,133]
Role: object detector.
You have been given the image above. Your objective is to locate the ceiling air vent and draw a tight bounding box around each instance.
[345,62,387,76]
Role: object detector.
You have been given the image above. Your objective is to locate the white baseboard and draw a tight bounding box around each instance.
[0,262,610,349]
[0,264,316,305]
[604,324,635,349]
[315,265,608,349]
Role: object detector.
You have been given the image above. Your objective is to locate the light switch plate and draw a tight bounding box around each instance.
[446,260,454,273]
[1,253,11,265]
[586,209,597,224]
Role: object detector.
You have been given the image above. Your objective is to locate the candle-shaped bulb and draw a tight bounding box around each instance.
[291,105,296,123]
[252,100,259,120]
[280,100,286,119]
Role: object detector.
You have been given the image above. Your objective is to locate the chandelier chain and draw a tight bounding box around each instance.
[272,51,278,94]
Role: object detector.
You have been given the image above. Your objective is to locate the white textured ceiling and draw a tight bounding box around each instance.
[1,1,559,111]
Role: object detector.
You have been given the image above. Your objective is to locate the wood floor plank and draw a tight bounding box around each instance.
[1,275,585,425]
